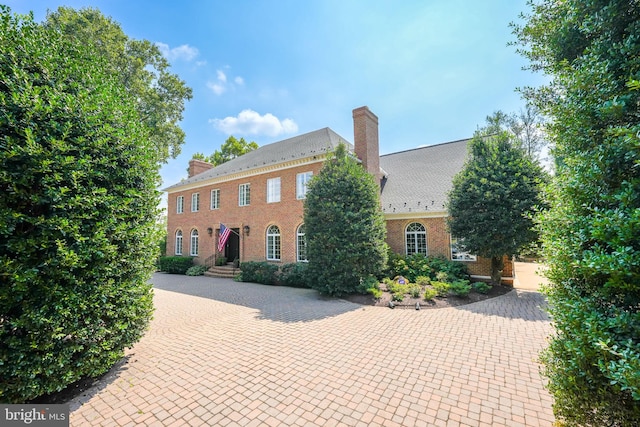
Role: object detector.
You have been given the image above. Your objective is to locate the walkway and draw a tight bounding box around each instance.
[69,269,554,426]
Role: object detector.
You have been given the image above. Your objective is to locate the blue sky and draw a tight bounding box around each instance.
[6,0,545,209]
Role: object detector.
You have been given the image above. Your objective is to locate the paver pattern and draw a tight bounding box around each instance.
[69,273,554,426]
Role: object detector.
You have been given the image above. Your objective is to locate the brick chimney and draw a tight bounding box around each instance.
[188,158,213,178]
[353,106,380,180]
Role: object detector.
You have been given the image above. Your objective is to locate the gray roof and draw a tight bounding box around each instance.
[165,127,351,191]
[380,138,470,215]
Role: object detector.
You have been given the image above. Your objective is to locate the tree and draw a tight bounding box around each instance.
[482,105,547,161]
[193,136,259,166]
[447,131,544,285]
[0,7,157,402]
[44,7,193,163]
[513,1,640,424]
[303,143,387,296]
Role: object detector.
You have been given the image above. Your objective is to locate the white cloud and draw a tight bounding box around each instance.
[156,42,199,61]
[207,69,244,96]
[209,109,299,137]
[207,81,226,95]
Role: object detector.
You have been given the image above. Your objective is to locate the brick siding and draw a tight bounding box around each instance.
[384,217,513,281]
[167,161,324,265]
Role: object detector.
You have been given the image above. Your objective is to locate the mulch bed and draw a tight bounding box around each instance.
[342,284,513,309]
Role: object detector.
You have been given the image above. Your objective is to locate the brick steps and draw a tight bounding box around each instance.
[205,265,239,279]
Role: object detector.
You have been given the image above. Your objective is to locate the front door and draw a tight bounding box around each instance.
[224,228,240,263]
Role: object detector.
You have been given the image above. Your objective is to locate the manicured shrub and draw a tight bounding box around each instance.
[431,281,451,297]
[158,256,194,274]
[388,281,409,296]
[238,261,279,285]
[215,256,227,266]
[435,271,449,282]
[392,292,405,302]
[416,276,431,286]
[423,288,438,301]
[185,265,208,276]
[304,143,388,296]
[385,253,469,283]
[409,284,422,298]
[367,287,383,299]
[0,9,157,403]
[278,263,310,288]
[472,282,492,294]
[449,280,471,297]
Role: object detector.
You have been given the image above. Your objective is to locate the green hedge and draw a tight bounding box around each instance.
[237,262,311,288]
[237,261,279,285]
[0,10,156,403]
[278,263,310,288]
[158,256,193,274]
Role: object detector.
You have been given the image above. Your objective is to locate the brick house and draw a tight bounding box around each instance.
[163,106,513,282]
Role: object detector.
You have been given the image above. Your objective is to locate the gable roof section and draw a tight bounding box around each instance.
[380,138,470,217]
[164,127,351,191]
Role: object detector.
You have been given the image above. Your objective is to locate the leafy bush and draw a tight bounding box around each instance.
[385,252,430,282]
[388,281,409,295]
[392,293,405,302]
[304,143,388,296]
[472,282,492,294]
[514,1,640,422]
[159,256,194,274]
[355,276,380,294]
[278,263,310,288]
[409,284,422,298]
[385,253,468,283]
[423,288,438,301]
[0,9,157,403]
[449,280,471,297]
[215,256,227,266]
[435,271,449,282]
[431,281,451,297]
[185,265,208,276]
[416,276,431,286]
[238,261,279,285]
[367,287,383,299]
[382,277,394,287]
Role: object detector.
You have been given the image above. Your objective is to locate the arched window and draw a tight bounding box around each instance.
[175,230,183,255]
[266,225,281,261]
[190,229,199,256]
[296,224,307,262]
[405,222,427,255]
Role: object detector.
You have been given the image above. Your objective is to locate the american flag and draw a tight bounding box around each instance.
[217,223,232,253]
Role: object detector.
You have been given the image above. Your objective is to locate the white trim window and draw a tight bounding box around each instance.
[406,222,427,256]
[266,225,281,261]
[239,183,251,206]
[451,237,477,261]
[296,172,313,199]
[210,189,220,210]
[267,177,281,203]
[190,229,199,256]
[175,230,183,255]
[191,193,200,212]
[296,224,307,262]
[176,195,184,214]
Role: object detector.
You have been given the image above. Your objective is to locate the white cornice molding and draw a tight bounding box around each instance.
[166,155,327,194]
[383,211,448,220]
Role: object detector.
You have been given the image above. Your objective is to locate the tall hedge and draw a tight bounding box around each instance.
[514,1,640,424]
[303,143,387,296]
[0,7,158,402]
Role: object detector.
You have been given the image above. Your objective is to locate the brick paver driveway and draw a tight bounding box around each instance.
[69,274,554,426]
